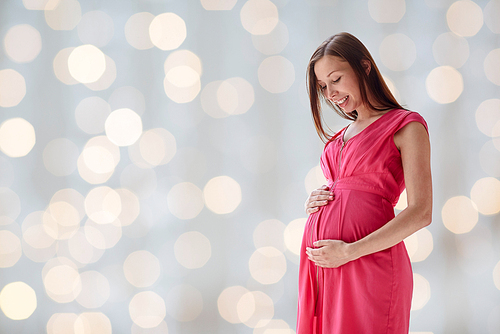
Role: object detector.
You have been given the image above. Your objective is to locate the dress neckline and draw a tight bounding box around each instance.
[342,108,397,144]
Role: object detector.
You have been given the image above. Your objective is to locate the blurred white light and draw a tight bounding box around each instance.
[149,13,187,50]
[131,321,168,334]
[75,97,112,134]
[0,187,21,220]
[494,260,500,291]
[46,313,78,334]
[123,250,161,287]
[68,44,106,84]
[125,12,155,50]
[201,0,237,10]
[379,33,416,71]
[446,0,483,37]
[284,218,307,255]
[253,219,286,251]
[174,231,211,269]
[85,186,122,225]
[484,49,500,86]
[163,70,201,103]
[395,189,408,210]
[78,136,119,184]
[84,55,116,91]
[411,273,431,310]
[0,118,36,157]
[403,227,433,262]
[240,0,279,35]
[71,231,105,265]
[203,176,242,214]
[105,108,143,146]
[0,230,22,268]
[368,0,406,23]
[167,182,204,219]
[43,263,82,303]
[249,246,287,284]
[253,319,294,334]
[258,56,295,93]
[425,66,463,104]
[0,69,26,107]
[304,165,327,195]
[475,99,500,137]
[432,32,469,68]
[218,77,255,115]
[251,21,289,55]
[237,291,274,328]
[53,47,78,85]
[470,177,500,215]
[218,286,250,324]
[23,0,61,10]
[137,128,176,167]
[201,81,231,118]
[3,24,42,63]
[484,0,500,34]
[0,282,37,320]
[129,291,166,328]
[442,196,478,234]
[382,75,400,102]
[44,0,81,31]
[115,188,140,227]
[166,66,200,88]
[84,218,122,249]
[74,312,112,334]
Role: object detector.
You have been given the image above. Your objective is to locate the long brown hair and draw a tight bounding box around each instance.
[307,32,404,142]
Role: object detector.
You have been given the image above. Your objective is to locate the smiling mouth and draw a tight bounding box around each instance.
[333,96,348,106]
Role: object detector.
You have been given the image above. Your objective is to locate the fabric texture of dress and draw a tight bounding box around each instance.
[297,108,429,334]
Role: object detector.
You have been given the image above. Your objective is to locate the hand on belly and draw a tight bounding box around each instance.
[306,239,353,268]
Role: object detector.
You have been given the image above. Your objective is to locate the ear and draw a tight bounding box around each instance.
[361,59,371,76]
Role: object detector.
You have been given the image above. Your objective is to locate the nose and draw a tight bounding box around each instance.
[325,86,336,101]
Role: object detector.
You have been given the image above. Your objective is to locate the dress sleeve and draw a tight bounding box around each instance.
[395,111,429,135]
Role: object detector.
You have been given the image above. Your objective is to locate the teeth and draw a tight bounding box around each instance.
[335,96,348,105]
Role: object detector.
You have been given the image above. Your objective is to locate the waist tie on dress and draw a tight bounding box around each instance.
[333,177,396,204]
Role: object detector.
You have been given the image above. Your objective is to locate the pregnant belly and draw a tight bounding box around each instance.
[307,188,395,245]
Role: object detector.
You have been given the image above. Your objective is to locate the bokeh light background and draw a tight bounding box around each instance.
[0,0,499,333]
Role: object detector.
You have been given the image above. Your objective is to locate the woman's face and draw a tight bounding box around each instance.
[314,55,365,114]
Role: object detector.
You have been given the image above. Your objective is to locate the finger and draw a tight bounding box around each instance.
[312,190,333,196]
[312,194,334,201]
[306,207,319,215]
[307,200,329,208]
[314,239,334,247]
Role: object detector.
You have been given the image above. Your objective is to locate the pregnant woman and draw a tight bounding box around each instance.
[297,32,432,333]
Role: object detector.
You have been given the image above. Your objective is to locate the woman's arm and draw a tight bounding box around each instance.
[306,121,432,268]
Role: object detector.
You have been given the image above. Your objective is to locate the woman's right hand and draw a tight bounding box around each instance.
[304,185,334,215]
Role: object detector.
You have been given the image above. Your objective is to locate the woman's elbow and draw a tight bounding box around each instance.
[421,206,432,227]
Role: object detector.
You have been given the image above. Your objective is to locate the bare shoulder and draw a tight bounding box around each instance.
[393,121,429,152]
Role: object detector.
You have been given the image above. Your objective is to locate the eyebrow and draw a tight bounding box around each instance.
[327,70,338,77]
[317,70,339,84]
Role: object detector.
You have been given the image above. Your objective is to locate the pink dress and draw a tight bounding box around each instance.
[297,109,429,334]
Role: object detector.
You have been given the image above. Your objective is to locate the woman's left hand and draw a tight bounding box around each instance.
[306,239,355,268]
